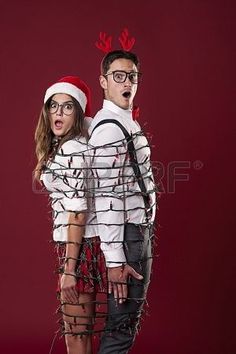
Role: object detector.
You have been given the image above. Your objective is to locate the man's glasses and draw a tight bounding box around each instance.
[105,70,142,84]
[48,100,75,116]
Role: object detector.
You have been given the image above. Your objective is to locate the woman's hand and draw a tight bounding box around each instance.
[60,272,79,304]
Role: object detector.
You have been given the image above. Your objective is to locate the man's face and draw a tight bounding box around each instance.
[100,58,138,110]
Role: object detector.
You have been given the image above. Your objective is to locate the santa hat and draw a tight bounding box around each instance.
[44,76,91,116]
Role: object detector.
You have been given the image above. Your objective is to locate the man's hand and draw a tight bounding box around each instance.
[108,265,143,304]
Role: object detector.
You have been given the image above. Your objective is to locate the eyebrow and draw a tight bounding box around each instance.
[111,70,138,74]
[113,70,137,72]
[51,99,74,104]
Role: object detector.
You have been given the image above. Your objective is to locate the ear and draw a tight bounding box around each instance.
[99,75,108,90]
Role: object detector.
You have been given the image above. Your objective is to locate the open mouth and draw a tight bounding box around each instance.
[55,119,63,129]
[122,91,131,98]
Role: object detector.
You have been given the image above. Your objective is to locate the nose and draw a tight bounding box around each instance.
[124,76,132,86]
[56,104,63,116]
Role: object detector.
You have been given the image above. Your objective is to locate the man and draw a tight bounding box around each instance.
[88,50,156,353]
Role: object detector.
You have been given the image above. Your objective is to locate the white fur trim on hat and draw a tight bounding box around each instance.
[44,82,87,112]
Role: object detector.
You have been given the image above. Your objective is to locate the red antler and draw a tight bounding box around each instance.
[118,28,135,51]
[95,32,112,53]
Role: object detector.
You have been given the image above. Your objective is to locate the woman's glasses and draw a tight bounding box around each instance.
[48,100,75,116]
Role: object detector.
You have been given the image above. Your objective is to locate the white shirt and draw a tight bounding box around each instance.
[41,136,97,242]
[88,100,156,267]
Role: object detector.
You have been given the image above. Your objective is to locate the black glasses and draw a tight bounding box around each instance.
[48,100,75,116]
[105,70,142,84]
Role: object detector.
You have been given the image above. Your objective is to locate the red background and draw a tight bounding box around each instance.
[1,0,235,353]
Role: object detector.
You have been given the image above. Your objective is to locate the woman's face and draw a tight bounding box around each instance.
[48,94,76,137]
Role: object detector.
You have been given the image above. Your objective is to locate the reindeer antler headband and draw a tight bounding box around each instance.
[95,28,135,53]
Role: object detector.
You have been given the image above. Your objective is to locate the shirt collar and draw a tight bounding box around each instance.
[103,100,133,121]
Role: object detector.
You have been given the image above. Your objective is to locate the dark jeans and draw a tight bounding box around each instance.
[98,223,153,354]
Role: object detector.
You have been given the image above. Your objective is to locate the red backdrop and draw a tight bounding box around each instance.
[1,0,235,353]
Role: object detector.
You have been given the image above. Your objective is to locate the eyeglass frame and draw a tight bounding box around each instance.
[47,100,75,116]
[104,70,142,84]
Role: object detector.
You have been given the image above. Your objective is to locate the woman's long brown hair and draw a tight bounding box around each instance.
[34,97,85,181]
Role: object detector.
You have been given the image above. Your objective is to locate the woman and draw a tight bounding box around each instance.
[34,76,106,354]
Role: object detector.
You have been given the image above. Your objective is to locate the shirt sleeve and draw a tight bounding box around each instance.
[89,124,128,267]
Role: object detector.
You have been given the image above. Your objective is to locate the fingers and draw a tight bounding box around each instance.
[128,266,143,280]
[117,275,128,303]
[122,282,128,300]
[108,280,112,294]
[60,275,79,304]
[117,283,124,304]
[113,283,118,302]
[61,285,79,304]
[109,280,128,304]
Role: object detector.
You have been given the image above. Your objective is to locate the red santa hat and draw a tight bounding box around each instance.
[44,76,91,116]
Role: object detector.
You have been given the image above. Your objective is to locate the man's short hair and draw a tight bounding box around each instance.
[101,50,140,75]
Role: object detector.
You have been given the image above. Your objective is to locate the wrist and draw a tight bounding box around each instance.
[64,257,77,272]
[62,267,76,276]
[62,271,77,278]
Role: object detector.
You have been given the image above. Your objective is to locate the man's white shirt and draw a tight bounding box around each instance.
[88,100,156,267]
